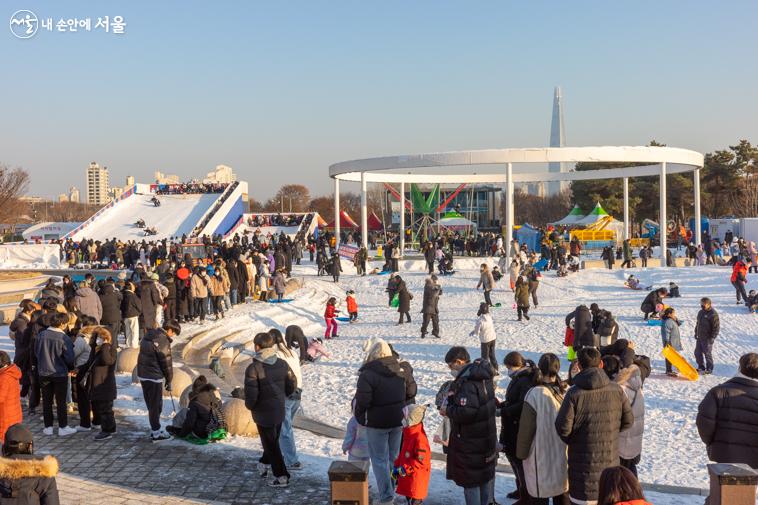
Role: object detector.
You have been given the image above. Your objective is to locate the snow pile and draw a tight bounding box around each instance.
[0,243,61,269]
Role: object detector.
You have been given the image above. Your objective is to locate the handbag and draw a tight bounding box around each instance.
[77,351,99,389]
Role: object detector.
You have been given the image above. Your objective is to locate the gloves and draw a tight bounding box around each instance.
[391,466,407,481]
[165,382,172,392]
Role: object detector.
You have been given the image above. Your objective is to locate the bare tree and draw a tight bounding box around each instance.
[735,174,758,218]
[502,189,572,226]
[0,165,30,223]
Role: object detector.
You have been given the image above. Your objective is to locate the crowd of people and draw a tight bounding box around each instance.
[246,213,305,228]
[153,182,228,195]
[2,221,757,504]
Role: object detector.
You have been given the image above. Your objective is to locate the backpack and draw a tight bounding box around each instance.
[206,400,227,434]
[633,355,651,384]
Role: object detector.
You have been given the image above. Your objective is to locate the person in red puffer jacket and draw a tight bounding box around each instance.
[393,404,431,504]
[324,297,339,339]
[0,352,22,443]
[731,258,750,305]
[597,466,652,505]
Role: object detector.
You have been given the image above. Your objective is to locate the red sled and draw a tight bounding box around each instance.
[564,327,575,347]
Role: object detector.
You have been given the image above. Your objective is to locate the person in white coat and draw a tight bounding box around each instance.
[271,328,304,471]
[603,355,645,478]
[516,353,569,504]
[470,302,498,373]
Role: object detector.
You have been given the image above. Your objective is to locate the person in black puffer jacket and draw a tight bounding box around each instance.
[696,352,758,469]
[388,343,417,405]
[0,424,60,504]
[169,381,222,439]
[354,339,407,505]
[443,346,498,505]
[640,288,667,320]
[98,281,123,342]
[499,352,537,502]
[137,321,178,442]
[87,327,118,441]
[244,332,296,487]
[566,305,596,350]
[555,348,633,504]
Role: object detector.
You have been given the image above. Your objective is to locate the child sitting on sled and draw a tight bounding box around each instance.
[625,275,642,290]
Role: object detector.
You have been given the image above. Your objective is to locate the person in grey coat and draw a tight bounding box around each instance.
[420,275,442,339]
[271,269,287,302]
[73,282,102,323]
[476,264,496,307]
[661,307,682,376]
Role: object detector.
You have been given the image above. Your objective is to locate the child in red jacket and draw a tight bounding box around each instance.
[324,297,339,339]
[346,290,358,323]
[392,404,431,504]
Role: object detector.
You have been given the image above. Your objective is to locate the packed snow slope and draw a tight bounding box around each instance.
[196,259,755,492]
[69,192,219,241]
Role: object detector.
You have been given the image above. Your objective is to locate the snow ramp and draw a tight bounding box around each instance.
[66,186,221,241]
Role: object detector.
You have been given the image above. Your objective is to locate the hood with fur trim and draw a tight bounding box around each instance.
[0,455,58,479]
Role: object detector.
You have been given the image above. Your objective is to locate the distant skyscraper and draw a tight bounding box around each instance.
[86,162,110,205]
[69,186,80,203]
[125,175,135,187]
[547,86,567,196]
[58,194,69,202]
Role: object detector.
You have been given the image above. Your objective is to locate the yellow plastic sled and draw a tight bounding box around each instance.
[662,345,699,381]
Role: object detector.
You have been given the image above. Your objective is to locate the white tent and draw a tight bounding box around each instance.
[554,205,585,226]
[576,202,610,226]
[22,222,81,241]
[439,216,477,232]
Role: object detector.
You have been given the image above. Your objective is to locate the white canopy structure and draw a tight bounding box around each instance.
[328,146,705,266]
[576,202,610,225]
[554,205,585,226]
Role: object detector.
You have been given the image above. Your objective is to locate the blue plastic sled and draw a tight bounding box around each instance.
[268,299,294,304]
[534,258,548,272]
[336,316,351,322]
[377,270,392,276]
[647,318,683,326]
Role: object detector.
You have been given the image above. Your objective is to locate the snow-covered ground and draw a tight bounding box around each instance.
[3,260,755,504]
[116,260,757,503]
[69,192,219,241]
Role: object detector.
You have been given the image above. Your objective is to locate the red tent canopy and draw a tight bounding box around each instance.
[367,212,383,231]
[324,210,359,230]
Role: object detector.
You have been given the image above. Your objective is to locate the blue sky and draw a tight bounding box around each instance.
[3,1,757,200]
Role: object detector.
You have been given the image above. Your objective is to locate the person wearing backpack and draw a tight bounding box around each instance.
[166,378,225,441]
[598,311,619,347]
[244,332,297,488]
[524,263,541,307]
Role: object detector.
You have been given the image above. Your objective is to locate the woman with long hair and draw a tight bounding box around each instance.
[515,352,569,504]
[270,329,303,471]
[597,466,650,505]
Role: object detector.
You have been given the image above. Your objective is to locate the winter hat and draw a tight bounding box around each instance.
[363,338,392,364]
[477,302,489,316]
[402,404,428,428]
[4,424,33,446]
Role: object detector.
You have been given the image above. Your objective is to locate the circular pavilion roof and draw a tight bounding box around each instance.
[329,146,704,184]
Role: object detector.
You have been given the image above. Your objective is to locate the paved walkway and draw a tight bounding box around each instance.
[29,412,331,505]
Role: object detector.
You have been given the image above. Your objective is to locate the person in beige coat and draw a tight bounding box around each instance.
[190,267,209,322]
[209,271,226,320]
[516,353,569,504]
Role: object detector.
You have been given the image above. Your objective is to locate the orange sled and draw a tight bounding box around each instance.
[662,345,699,381]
